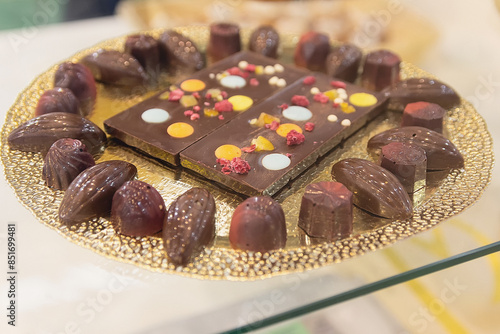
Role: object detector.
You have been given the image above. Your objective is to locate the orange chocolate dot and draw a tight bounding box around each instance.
[180,79,206,92]
[167,122,194,138]
[276,123,302,137]
[215,144,242,160]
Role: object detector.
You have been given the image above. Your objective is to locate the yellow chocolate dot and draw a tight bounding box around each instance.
[180,79,206,92]
[276,123,303,137]
[215,144,242,160]
[159,91,170,100]
[167,122,194,138]
[228,95,254,112]
[349,93,378,107]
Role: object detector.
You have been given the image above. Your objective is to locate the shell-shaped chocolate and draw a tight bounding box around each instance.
[248,25,280,59]
[111,180,165,237]
[158,30,205,73]
[367,126,464,170]
[7,112,107,155]
[58,160,137,225]
[163,188,216,266]
[331,158,413,220]
[35,88,80,117]
[229,196,287,253]
[43,138,95,190]
[383,77,460,111]
[81,49,149,87]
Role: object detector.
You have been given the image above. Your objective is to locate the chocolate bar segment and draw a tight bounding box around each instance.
[180,73,388,196]
[104,51,307,165]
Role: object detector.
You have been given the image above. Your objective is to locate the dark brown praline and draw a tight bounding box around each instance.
[326,44,362,83]
[7,112,107,155]
[158,30,205,73]
[361,49,401,91]
[248,25,280,59]
[207,22,242,62]
[382,77,460,111]
[367,126,464,170]
[111,180,165,237]
[43,138,95,190]
[54,62,97,116]
[298,181,353,241]
[331,158,413,220]
[380,142,427,194]
[163,188,216,266]
[294,31,331,72]
[124,34,160,80]
[401,101,446,133]
[58,160,137,225]
[35,88,80,117]
[81,49,149,87]
[229,196,287,253]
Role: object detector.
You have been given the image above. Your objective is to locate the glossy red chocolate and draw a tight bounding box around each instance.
[332,158,413,220]
[229,196,287,252]
[54,62,96,116]
[35,88,80,117]
[111,180,165,237]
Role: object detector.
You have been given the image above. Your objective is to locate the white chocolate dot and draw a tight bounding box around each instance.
[274,63,285,73]
[141,108,170,123]
[341,119,351,126]
[282,105,313,121]
[310,87,320,95]
[327,114,338,122]
[276,78,287,87]
[220,75,246,89]
[261,153,291,171]
[264,65,275,75]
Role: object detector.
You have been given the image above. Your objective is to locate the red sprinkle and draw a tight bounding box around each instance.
[241,144,257,153]
[303,76,316,85]
[333,102,340,108]
[218,115,225,120]
[291,95,310,107]
[278,103,289,110]
[217,157,251,175]
[184,110,194,117]
[214,99,233,112]
[330,80,346,89]
[313,93,330,104]
[204,101,210,106]
[226,67,249,78]
[265,120,280,131]
[286,130,305,146]
[193,105,201,112]
[221,91,228,99]
[305,122,315,132]
[245,63,256,72]
[190,113,200,121]
[168,88,184,102]
[205,93,212,99]
[249,78,259,86]
[286,153,292,158]
[192,92,201,99]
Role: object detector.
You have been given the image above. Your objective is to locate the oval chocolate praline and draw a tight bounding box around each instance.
[248,25,280,59]
[229,196,287,253]
[326,44,362,83]
[158,30,205,73]
[367,126,464,170]
[401,101,446,133]
[54,62,97,116]
[81,49,149,87]
[331,158,413,220]
[294,31,331,72]
[111,180,165,237]
[7,112,107,155]
[35,88,80,117]
[163,188,216,266]
[58,160,137,225]
[298,181,353,241]
[43,138,95,190]
[207,22,241,62]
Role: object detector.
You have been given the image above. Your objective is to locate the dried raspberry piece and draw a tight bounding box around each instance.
[205,93,212,99]
[168,88,184,102]
[330,80,346,89]
[265,120,280,131]
[192,92,201,99]
[305,122,315,132]
[286,130,305,146]
[278,103,289,110]
[313,93,329,104]
[241,144,257,153]
[218,115,225,120]
[291,95,310,107]
[303,76,316,85]
[214,100,233,112]
[245,64,256,72]
[226,67,249,78]
[249,78,259,86]
[286,153,292,158]
[184,110,194,117]
[193,105,201,112]
[190,113,200,121]
[231,157,251,174]
[221,91,228,99]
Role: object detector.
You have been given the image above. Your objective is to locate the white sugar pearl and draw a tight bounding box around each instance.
[310,87,320,95]
[334,97,344,104]
[341,119,351,126]
[327,114,338,122]
[274,63,285,73]
[264,65,275,75]
[276,78,287,87]
[238,60,248,69]
[268,76,279,85]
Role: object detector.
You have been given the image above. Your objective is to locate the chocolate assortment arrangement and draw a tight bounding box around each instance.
[2,24,493,279]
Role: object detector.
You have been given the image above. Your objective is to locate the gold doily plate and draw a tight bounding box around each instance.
[0,26,494,280]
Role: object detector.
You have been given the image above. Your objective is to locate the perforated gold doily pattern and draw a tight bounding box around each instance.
[0,27,494,280]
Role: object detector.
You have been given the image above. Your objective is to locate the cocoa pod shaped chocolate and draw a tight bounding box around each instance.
[382,77,460,111]
[331,158,413,220]
[58,160,137,225]
[367,126,464,170]
[229,196,287,253]
[81,49,149,87]
[43,138,95,190]
[158,30,205,73]
[111,180,165,237]
[7,112,107,155]
[163,188,216,266]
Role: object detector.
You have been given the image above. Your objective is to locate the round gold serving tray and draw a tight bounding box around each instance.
[1,26,494,280]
